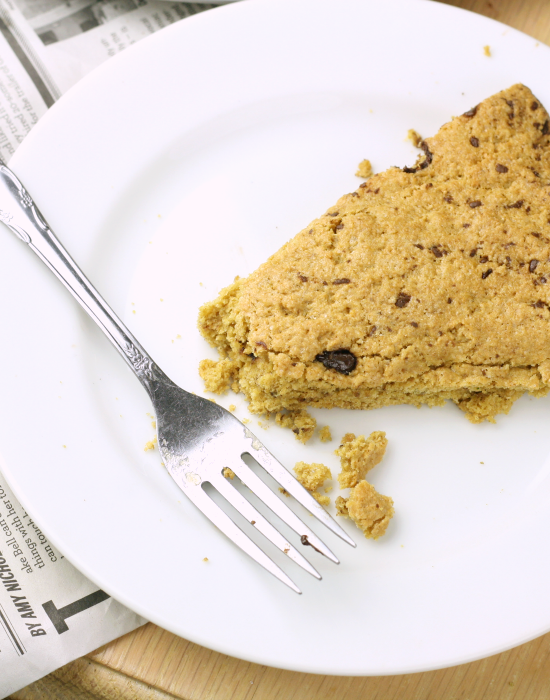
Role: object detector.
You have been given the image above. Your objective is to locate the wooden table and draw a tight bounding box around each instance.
[10,1,550,698]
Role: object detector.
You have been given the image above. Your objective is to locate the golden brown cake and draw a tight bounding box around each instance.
[293,462,332,506]
[335,481,394,539]
[199,84,550,423]
[336,431,388,489]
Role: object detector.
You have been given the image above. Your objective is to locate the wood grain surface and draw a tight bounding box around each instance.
[10,1,550,698]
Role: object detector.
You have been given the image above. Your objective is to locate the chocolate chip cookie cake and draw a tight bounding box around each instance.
[198,84,550,424]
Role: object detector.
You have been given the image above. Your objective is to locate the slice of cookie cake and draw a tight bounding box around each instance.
[199,84,550,424]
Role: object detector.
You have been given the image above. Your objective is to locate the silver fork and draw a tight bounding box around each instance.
[0,164,355,593]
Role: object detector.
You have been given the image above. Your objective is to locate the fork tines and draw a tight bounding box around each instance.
[181,426,356,594]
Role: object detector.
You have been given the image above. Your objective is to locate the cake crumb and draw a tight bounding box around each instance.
[335,495,348,517]
[338,480,394,539]
[203,557,209,562]
[198,358,238,394]
[355,159,373,178]
[336,431,388,488]
[319,426,332,442]
[279,487,290,497]
[313,493,330,506]
[144,440,155,452]
[228,404,236,412]
[294,461,332,505]
[407,128,423,147]
[223,467,235,479]
[484,45,491,57]
[275,409,316,443]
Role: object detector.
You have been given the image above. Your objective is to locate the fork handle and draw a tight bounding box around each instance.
[0,163,163,394]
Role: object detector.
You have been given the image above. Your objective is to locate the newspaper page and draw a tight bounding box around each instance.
[0,0,233,696]
[0,0,225,162]
[0,476,145,697]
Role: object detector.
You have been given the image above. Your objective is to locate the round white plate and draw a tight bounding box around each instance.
[2,0,550,676]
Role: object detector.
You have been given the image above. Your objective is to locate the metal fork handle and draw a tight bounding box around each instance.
[0,164,162,396]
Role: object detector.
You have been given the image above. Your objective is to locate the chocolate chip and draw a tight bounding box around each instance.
[374,188,380,194]
[418,142,433,168]
[426,183,433,189]
[368,325,377,336]
[539,277,547,284]
[481,269,493,279]
[403,141,433,173]
[532,300,546,308]
[350,192,359,197]
[309,229,314,233]
[410,321,419,327]
[333,278,351,285]
[359,182,367,188]
[529,259,539,273]
[335,223,344,230]
[395,292,411,308]
[463,223,471,228]
[469,249,477,257]
[505,200,524,209]
[470,136,479,147]
[315,349,357,375]
[431,246,445,258]
[469,200,482,208]
[298,274,308,282]
[328,211,339,217]
[413,243,424,250]
[479,256,488,263]
[463,105,478,117]
[531,232,541,238]
[543,120,549,135]
[495,163,508,173]
[444,194,453,203]
[531,101,539,111]
[255,341,268,349]
[447,298,453,303]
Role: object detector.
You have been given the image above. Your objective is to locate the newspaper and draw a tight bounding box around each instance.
[0,0,232,696]
[0,477,146,697]
[0,0,227,161]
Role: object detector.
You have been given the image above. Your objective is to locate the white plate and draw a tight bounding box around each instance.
[2,0,550,676]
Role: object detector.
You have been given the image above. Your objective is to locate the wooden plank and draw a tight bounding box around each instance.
[12,1,550,698]
[443,0,550,44]
[80,624,550,700]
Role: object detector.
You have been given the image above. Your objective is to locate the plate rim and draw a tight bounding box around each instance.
[3,0,550,675]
